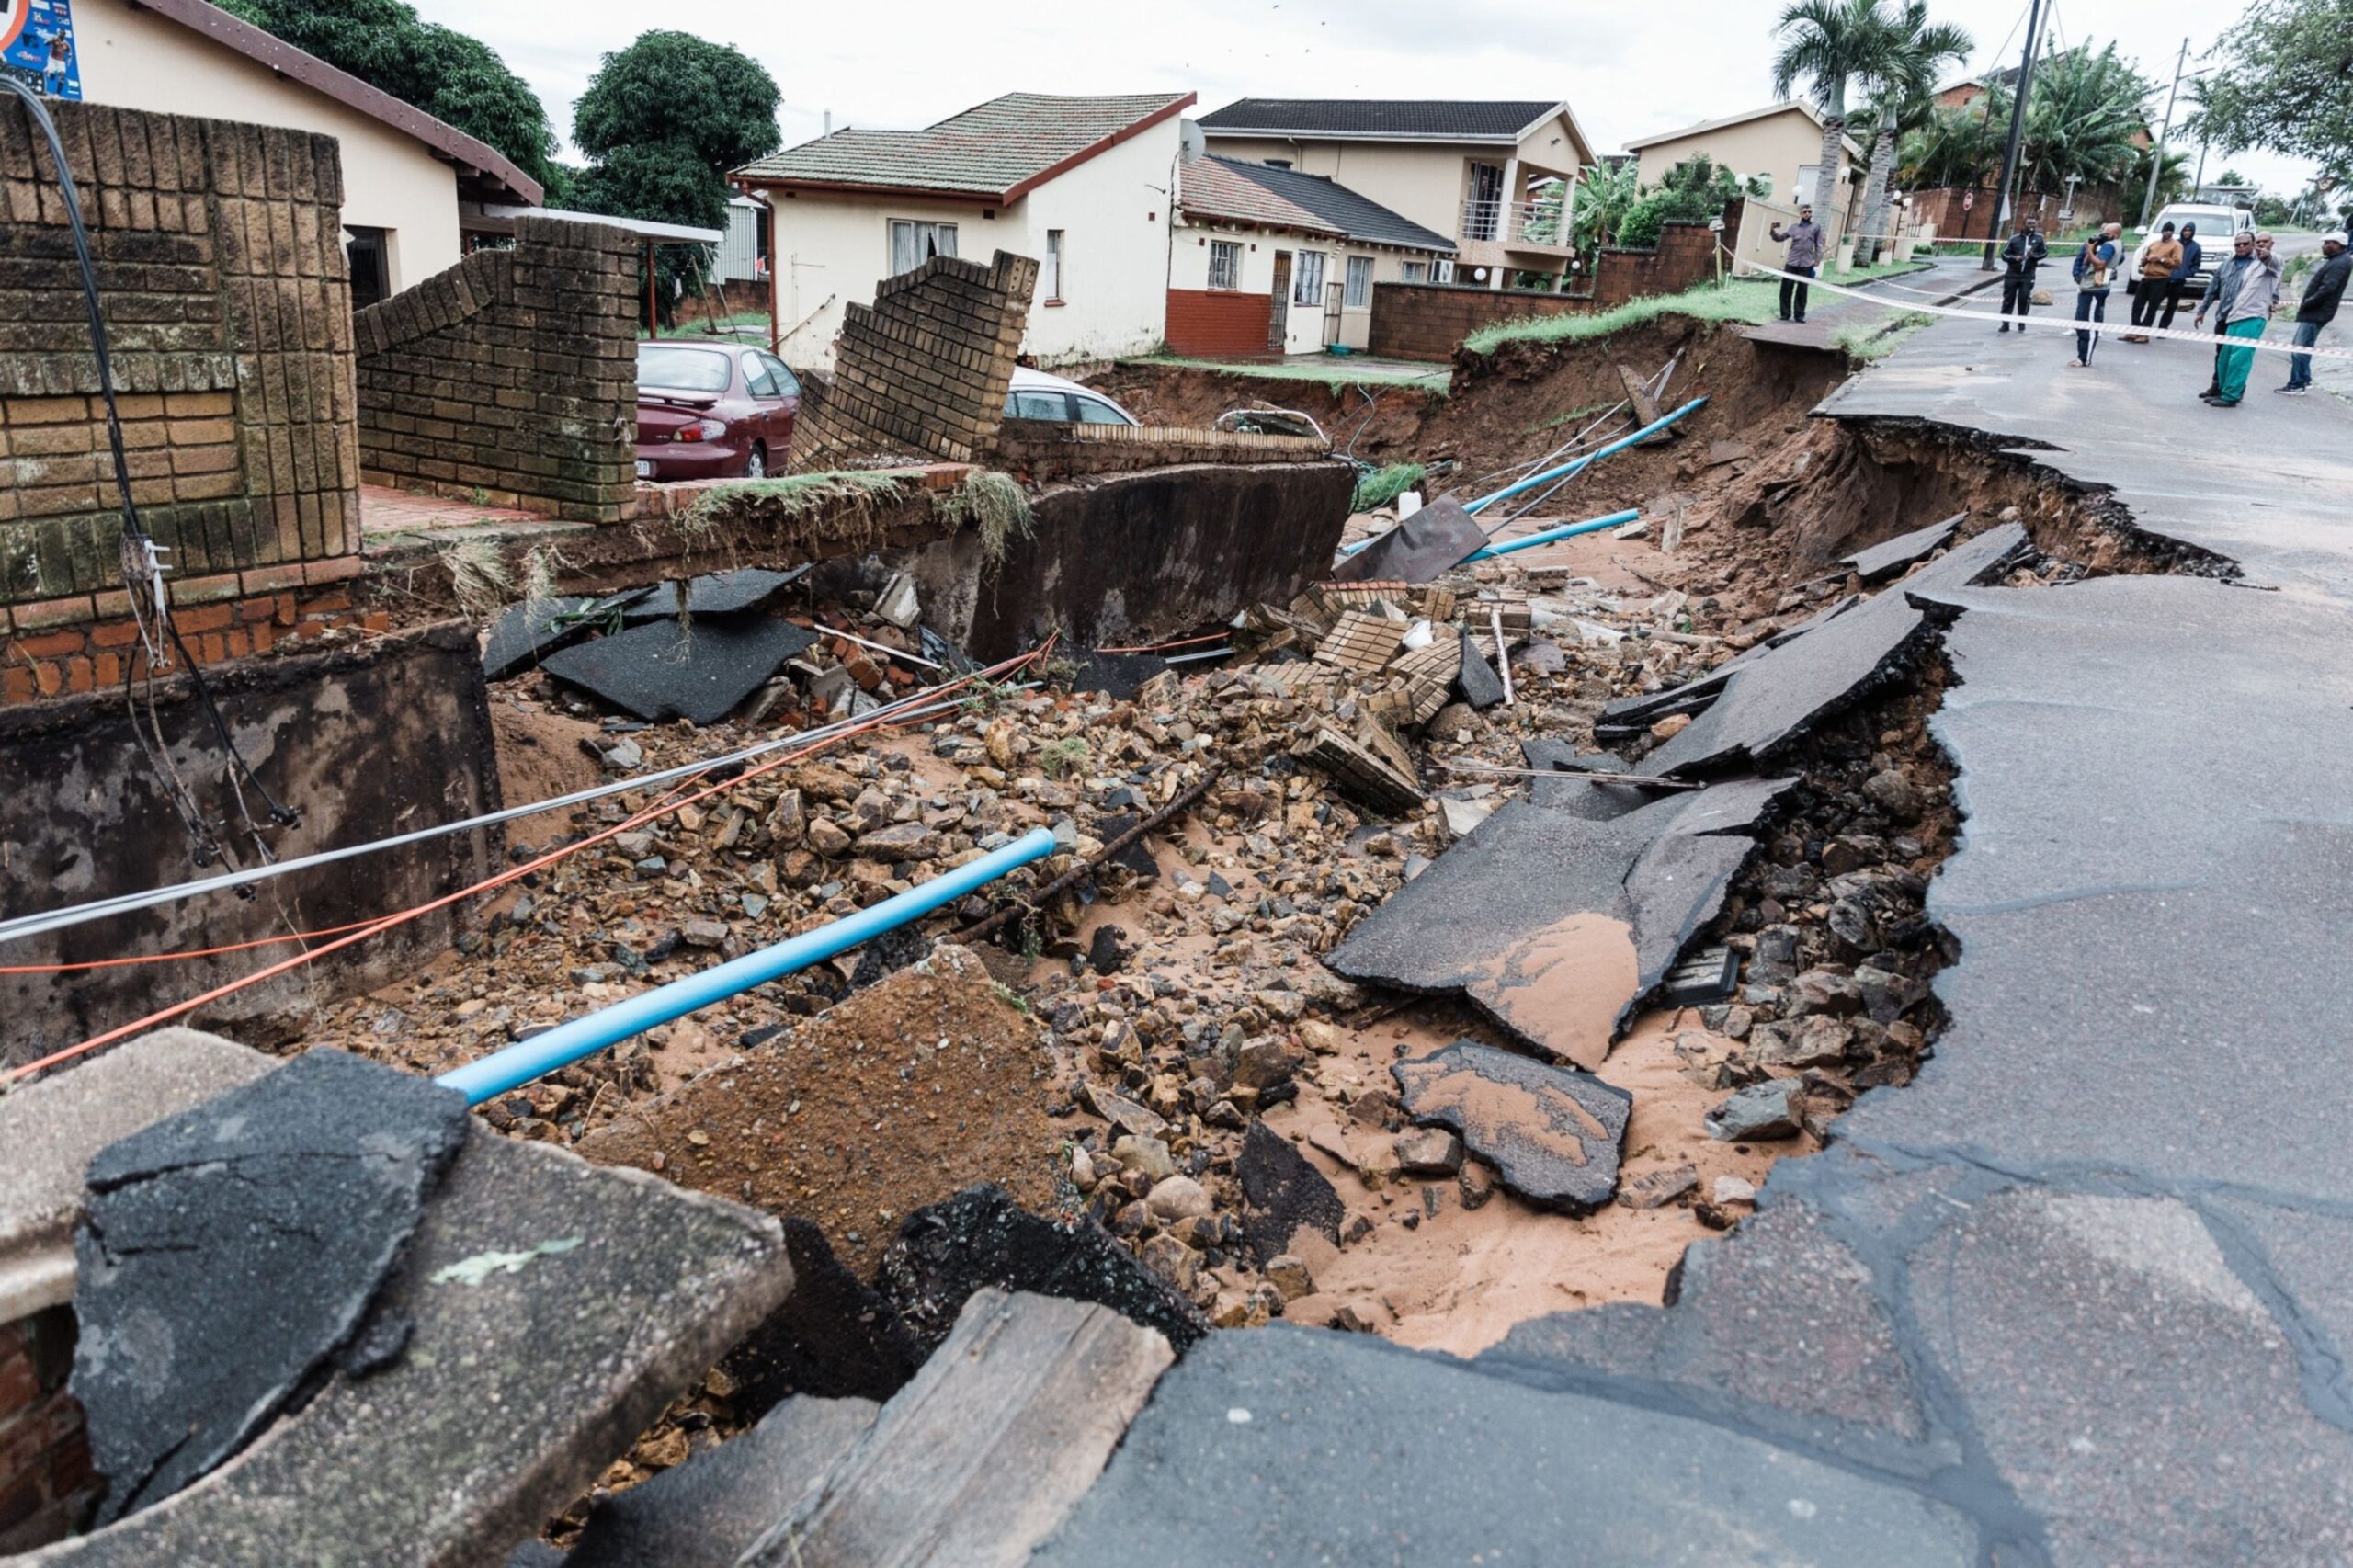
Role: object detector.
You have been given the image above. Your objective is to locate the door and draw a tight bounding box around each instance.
[1268,251,1291,352]
[757,351,801,454]
[1323,280,1344,348]
[1467,162,1506,241]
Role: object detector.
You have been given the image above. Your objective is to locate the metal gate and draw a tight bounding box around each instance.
[1267,252,1291,351]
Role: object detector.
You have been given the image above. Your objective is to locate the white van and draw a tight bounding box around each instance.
[2124,204,2256,293]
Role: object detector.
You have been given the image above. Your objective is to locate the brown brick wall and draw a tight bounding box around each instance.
[0,99,359,619]
[1165,288,1271,358]
[1592,217,1722,309]
[0,1308,92,1553]
[791,250,1038,468]
[0,578,385,707]
[993,420,1330,483]
[353,216,637,522]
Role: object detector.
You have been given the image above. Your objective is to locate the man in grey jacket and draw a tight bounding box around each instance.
[2197,232,2282,407]
[2278,231,2347,395]
[1769,205,1824,323]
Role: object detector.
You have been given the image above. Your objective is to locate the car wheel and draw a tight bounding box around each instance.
[745,442,767,480]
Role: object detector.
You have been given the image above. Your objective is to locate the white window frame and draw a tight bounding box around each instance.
[1400,260,1429,283]
[1344,255,1374,309]
[1043,229,1064,301]
[1207,239,1242,290]
[888,219,959,278]
[1436,259,1456,284]
[1292,249,1326,306]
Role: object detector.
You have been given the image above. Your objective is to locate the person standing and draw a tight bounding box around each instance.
[2160,222,2202,331]
[2198,232,2282,408]
[2277,230,2348,395]
[2067,222,2122,368]
[2123,222,2182,341]
[2196,231,2259,396]
[1997,217,2048,333]
[1769,204,1824,323]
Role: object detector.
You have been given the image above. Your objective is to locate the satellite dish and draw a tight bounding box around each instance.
[1178,119,1206,164]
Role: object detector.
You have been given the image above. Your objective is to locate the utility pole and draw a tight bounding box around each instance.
[2137,38,2189,229]
[1982,0,2045,270]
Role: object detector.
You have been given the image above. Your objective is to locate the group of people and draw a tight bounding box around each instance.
[1996,215,2349,406]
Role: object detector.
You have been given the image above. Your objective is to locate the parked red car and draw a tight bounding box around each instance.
[634,343,801,482]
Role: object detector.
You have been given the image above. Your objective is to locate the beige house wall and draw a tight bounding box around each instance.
[1631,108,1843,210]
[72,0,463,290]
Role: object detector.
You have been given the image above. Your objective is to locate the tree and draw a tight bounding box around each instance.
[1772,0,1919,222]
[2016,43,2155,203]
[1850,4,1972,259]
[2188,0,2353,186]
[572,31,780,233]
[1617,155,1762,249]
[215,0,562,196]
[1570,159,1641,256]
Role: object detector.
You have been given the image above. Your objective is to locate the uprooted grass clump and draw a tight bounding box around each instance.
[438,537,513,623]
[675,470,912,541]
[934,470,1034,577]
[1352,461,1427,513]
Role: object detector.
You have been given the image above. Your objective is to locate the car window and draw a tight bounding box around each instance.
[1007,390,1070,421]
[1074,396,1131,426]
[743,353,779,397]
[759,354,801,398]
[638,345,733,392]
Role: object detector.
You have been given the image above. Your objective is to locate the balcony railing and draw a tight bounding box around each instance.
[1460,199,1572,247]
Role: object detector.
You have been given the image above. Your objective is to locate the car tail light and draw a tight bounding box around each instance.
[671,418,727,442]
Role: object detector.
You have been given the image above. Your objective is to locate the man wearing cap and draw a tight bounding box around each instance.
[2194,230,2279,406]
[2278,231,2348,396]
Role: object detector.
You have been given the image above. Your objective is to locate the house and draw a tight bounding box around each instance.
[1197,99,1597,290]
[1168,153,1454,357]
[1624,101,1864,224]
[733,92,1196,371]
[46,0,541,304]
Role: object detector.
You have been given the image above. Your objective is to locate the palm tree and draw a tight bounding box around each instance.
[1570,159,1640,256]
[1854,5,1972,259]
[1770,0,1898,224]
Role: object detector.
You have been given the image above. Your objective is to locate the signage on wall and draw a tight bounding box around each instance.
[2,0,81,101]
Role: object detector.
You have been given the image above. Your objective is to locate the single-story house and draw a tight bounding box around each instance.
[55,0,541,303]
[733,91,1196,371]
[1169,153,1454,357]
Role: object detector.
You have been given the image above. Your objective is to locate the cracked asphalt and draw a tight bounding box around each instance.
[1040,301,2353,1565]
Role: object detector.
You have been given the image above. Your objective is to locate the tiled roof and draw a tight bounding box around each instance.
[1198,99,1557,142]
[734,92,1195,200]
[1183,157,1454,254]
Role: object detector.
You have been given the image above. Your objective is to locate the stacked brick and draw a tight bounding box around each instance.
[1165,289,1272,358]
[352,215,637,522]
[1366,220,1725,361]
[0,99,363,704]
[0,1308,92,1552]
[1593,218,1723,314]
[993,420,1329,483]
[791,251,1038,468]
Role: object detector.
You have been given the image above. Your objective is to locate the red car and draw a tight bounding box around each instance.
[634,343,802,481]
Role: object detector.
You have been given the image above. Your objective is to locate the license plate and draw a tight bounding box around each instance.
[634,460,653,479]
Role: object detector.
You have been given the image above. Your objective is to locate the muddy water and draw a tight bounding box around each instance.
[1461,910,1641,1071]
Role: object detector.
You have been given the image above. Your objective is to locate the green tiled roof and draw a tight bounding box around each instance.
[735,93,1194,199]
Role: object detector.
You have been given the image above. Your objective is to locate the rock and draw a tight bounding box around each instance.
[1232,1037,1296,1092]
[1648,712,1693,740]
[1140,1233,1200,1290]
[1391,1040,1631,1214]
[807,818,854,858]
[1749,925,1802,984]
[1711,1176,1757,1206]
[1439,796,1496,839]
[1235,1121,1345,1265]
[1082,1083,1168,1140]
[1068,1147,1098,1192]
[1766,1015,1853,1068]
[680,919,730,949]
[1145,1176,1212,1221]
[1392,1127,1464,1176]
[1458,1161,1497,1210]
[1087,925,1131,974]
[1704,1079,1805,1142]
[1862,768,1924,823]
[1111,1136,1178,1182]
[1617,1164,1699,1209]
[1264,1254,1314,1301]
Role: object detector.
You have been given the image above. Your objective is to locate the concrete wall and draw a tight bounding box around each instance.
[353,216,637,521]
[74,0,462,290]
[907,459,1353,659]
[0,623,503,1062]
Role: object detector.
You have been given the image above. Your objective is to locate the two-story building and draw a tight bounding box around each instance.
[1196,98,1598,291]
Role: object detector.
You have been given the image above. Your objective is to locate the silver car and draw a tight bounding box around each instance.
[1002,367,1138,426]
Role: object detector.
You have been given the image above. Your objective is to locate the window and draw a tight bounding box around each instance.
[743,353,779,397]
[1435,259,1456,284]
[1043,230,1063,300]
[1344,256,1374,309]
[346,227,390,310]
[1292,250,1325,306]
[1073,395,1131,426]
[757,353,802,397]
[1401,261,1429,283]
[637,344,733,392]
[888,219,958,277]
[1263,159,1291,170]
[1007,390,1071,421]
[1208,240,1242,290]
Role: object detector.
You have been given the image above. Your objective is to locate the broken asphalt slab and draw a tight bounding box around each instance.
[1325,778,1790,1067]
[617,567,812,626]
[1840,513,1963,585]
[1234,1119,1345,1265]
[1331,495,1489,585]
[74,1050,471,1525]
[1060,647,1173,702]
[480,596,608,683]
[1392,1040,1631,1213]
[714,1218,923,1415]
[540,616,820,724]
[1031,1323,1979,1567]
[1645,523,2026,776]
[30,1032,791,1568]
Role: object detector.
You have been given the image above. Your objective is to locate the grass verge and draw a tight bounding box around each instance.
[1463,260,1932,354]
[1117,355,1450,393]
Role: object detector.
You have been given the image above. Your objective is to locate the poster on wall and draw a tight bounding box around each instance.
[2,0,82,101]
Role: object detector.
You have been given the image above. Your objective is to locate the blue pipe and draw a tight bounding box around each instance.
[1464,395,1709,515]
[436,826,1060,1106]
[1464,509,1640,560]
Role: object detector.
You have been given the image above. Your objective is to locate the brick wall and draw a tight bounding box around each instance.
[1593,218,1722,309]
[790,251,1037,468]
[1165,288,1271,358]
[0,1308,91,1552]
[0,99,360,628]
[993,420,1330,483]
[353,216,636,522]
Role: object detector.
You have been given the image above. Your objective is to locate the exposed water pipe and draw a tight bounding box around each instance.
[1464,396,1709,515]
[1463,509,1641,560]
[435,826,1058,1106]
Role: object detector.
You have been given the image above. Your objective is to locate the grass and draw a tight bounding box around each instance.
[933,470,1034,577]
[1038,737,1090,779]
[1351,462,1426,513]
[1462,259,1934,354]
[676,469,910,537]
[1118,355,1449,393]
[1833,311,1935,361]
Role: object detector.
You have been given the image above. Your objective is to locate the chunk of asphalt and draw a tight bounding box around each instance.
[1594,595,1861,740]
[560,1394,877,1568]
[40,1068,793,1568]
[1090,812,1161,880]
[618,567,812,625]
[1325,778,1790,1065]
[540,616,820,725]
[873,1183,1208,1356]
[847,922,931,989]
[715,1218,923,1415]
[1453,627,1507,710]
[1647,523,2026,776]
[1520,740,1646,820]
[1392,1040,1631,1212]
[480,596,604,683]
[1059,648,1171,701]
[1704,1078,1804,1141]
[1029,1324,1979,1567]
[1841,513,1964,585]
[1235,1119,1346,1266]
[1330,494,1490,585]
[74,1050,471,1526]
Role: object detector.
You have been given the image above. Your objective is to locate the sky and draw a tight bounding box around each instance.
[413,0,2318,199]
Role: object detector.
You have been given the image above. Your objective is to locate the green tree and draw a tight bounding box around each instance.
[2016,43,2154,202]
[215,0,561,195]
[1570,159,1641,256]
[1850,3,1972,259]
[1770,0,1933,222]
[2188,0,2353,186]
[1617,155,1761,249]
[571,31,780,233]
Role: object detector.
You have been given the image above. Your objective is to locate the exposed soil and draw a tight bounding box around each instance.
[489,698,605,807]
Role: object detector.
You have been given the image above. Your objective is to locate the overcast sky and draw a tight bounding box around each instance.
[413,0,2317,198]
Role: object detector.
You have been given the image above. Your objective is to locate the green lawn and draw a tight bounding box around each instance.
[1117,355,1451,393]
[1461,259,1932,354]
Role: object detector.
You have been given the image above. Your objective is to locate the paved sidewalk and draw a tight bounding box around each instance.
[1741,256,2001,350]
